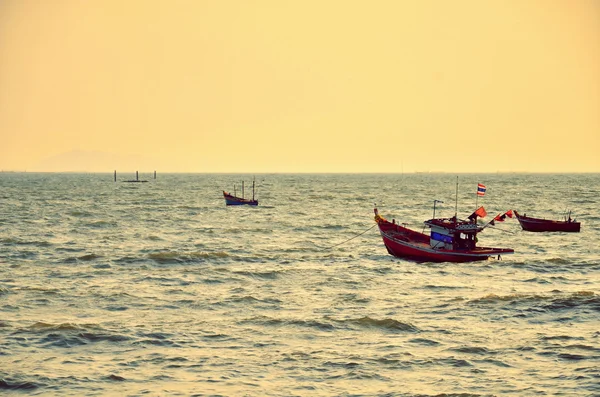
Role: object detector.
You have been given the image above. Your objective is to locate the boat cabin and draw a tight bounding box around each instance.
[424,218,482,250]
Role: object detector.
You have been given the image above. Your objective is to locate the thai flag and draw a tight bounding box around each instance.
[477,183,486,196]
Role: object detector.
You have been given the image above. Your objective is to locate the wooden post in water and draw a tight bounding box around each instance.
[154,171,156,180]
[114,170,116,182]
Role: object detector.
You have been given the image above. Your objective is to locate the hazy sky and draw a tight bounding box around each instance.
[1,0,598,172]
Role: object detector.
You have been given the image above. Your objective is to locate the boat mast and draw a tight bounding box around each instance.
[242,181,245,199]
[455,176,458,218]
[433,199,443,219]
[474,182,478,212]
[252,177,255,201]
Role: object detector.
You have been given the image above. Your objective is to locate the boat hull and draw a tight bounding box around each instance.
[376,217,513,263]
[223,192,258,206]
[514,211,580,232]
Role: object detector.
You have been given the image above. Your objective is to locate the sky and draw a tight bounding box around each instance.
[0,0,598,173]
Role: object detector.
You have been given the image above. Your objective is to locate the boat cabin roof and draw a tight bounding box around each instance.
[424,217,482,234]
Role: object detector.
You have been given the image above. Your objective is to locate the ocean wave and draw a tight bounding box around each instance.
[227,295,282,305]
[563,344,600,352]
[26,322,97,331]
[104,374,126,382]
[405,394,488,397]
[423,284,465,290]
[83,220,117,228]
[468,291,599,315]
[17,286,61,295]
[546,257,572,265]
[540,335,582,341]
[148,251,231,264]
[555,353,589,361]
[241,315,336,331]
[427,357,473,367]
[448,346,495,355]
[78,253,102,261]
[231,270,283,280]
[336,316,420,333]
[543,291,599,311]
[476,358,512,367]
[12,322,130,343]
[0,237,52,247]
[67,210,92,217]
[468,293,546,304]
[408,338,441,346]
[316,224,345,230]
[134,339,181,347]
[92,263,112,269]
[38,332,125,348]
[61,253,103,264]
[0,378,43,390]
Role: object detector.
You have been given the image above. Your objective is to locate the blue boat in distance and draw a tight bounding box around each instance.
[223,179,258,206]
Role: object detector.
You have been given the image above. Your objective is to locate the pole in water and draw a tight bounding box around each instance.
[154,170,156,180]
[136,171,139,181]
[114,170,116,182]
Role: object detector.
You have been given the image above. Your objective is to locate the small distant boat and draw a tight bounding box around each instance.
[122,171,148,183]
[513,210,580,233]
[374,207,514,263]
[223,179,258,206]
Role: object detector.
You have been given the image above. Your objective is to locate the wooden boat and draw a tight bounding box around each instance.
[374,207,514,263]
[513,210,580,233]
[223,179,258,206]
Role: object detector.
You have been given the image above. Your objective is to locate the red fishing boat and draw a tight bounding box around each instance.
[223,179,258,206]
[513,210,580,233]
[374,205,514,263]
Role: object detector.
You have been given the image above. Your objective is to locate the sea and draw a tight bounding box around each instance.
[1,172,599,397]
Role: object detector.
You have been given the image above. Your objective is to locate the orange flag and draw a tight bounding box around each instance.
[469,206,487,220]
[475,206,487,218]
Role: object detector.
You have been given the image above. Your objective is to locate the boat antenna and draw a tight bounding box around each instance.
[433,199,444,219]
[455,176,459,218]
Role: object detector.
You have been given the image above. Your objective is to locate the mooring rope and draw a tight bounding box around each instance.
[322,223,378,250]
[486,225,516,234]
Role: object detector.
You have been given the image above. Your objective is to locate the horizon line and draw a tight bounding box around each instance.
[2,170,599,175]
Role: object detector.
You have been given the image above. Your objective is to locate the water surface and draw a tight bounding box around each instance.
[1,173,599,396]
